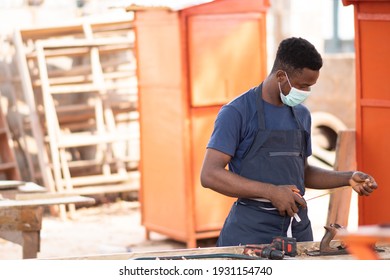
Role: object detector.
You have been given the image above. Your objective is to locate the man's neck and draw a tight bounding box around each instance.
[262,75,283,106]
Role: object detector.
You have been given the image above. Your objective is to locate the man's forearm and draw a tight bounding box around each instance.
[304,164,353,189]
[201,168,273,199]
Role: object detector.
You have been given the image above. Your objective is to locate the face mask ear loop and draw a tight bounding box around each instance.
[284,71,293,88]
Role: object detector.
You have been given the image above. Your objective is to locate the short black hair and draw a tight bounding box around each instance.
[271,37,323,75]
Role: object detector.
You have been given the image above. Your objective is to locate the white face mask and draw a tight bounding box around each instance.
[279,72,311,107]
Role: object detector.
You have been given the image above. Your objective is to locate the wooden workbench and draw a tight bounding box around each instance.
[51,240,390,260]
[0,181,95,259]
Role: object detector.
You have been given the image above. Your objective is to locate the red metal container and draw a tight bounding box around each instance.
[343,0,390,225]
[131,0,269,247]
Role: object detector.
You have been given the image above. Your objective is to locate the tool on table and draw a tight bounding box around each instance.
[243,236,297,260]
[306,223,385,257]
[306,223,348,256]
[133,237,297,260]
[271,236,297,257]
[243,244,284,260]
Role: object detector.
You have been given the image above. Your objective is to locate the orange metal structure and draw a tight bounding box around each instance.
[343,0,390,225]
[132,0,269,247]
[338,225,390,259]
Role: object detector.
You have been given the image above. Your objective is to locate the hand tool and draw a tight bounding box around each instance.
[243,236,297,259]
[306,223,385,257]
[243,244,284,260]
[306,223,348,256]
[271,236,297,257]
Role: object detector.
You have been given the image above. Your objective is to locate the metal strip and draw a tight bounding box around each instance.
[361,99,390,108]
[358,13,390,21]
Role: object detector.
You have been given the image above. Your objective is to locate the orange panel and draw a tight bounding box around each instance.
[345,0,390,225]
[134,10,181,88]
[139,88,188,234]
[356,1,390,13]
[187,13,266,107]
[190,107,236,232]
[359,21,390,100]
[359,107,390,225]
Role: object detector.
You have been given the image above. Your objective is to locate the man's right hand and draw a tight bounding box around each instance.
[267,185,307,217]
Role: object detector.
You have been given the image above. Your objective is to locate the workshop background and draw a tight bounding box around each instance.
[0,0,388,259]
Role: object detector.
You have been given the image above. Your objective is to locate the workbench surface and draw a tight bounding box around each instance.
[0,182,95,259]
[51,241,390,260]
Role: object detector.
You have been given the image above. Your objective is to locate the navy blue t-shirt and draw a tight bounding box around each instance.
[207,86,312,174]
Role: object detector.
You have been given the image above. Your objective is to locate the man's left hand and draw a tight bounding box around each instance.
[349,171,378,196]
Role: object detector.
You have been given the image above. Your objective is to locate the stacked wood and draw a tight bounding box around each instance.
[10,14,140,215]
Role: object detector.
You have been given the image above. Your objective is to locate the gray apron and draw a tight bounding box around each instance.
[217,85,313,246]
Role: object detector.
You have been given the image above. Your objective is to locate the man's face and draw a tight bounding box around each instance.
[282,68,320,93]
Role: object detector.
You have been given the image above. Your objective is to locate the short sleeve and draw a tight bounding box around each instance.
[207,105,243,157]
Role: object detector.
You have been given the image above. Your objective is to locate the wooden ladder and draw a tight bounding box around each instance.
[34,38,137,217]
[11,17,139,218]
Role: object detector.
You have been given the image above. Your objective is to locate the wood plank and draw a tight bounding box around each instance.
[13,29,56,191]
[64,184,139,196]
[20,25,85,41]
[35,43,65,196]
[0,196,95,208]
[48,81,137,94]
[27,44,134,59]
[56,132,137,148]
[0,206,43,259]
[15,192,93,201]
[22,231,40,259]
[33,63,136,82]
[32,70,135,87]
[0,162,18,171]
[49,83,100,94]
[39,37,134,49]
[66,158,139,169]
[68,171,138,187]
[55,103,137,126]
[326,129,356,227]
[0,206,43,231]
[90,20,134,32]
[20,18,134,41]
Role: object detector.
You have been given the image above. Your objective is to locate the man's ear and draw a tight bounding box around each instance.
[275,70,286,83]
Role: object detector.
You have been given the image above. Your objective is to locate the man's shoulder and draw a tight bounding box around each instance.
[226,86,258,110]
[294,103,311,116]
[293,103,311,130]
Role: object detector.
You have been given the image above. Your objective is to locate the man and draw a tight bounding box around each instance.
[200,37,378,246]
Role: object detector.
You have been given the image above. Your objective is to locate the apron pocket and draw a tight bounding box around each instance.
[268,151,301,157]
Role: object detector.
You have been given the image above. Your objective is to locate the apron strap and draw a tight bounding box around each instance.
[256,83,303,131]
[255,84,266,130]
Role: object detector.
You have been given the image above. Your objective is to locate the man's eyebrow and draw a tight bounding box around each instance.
[302,81,316,86]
